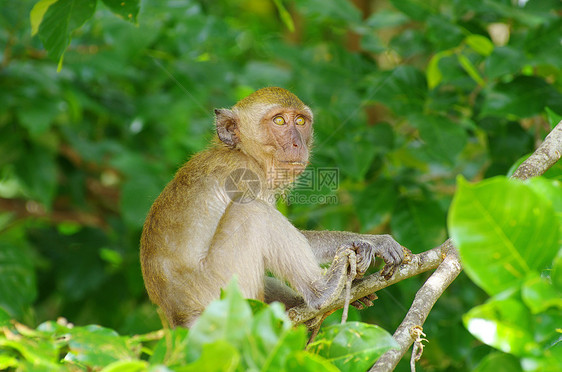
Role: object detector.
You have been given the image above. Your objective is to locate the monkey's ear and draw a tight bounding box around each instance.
[215,109,240,148]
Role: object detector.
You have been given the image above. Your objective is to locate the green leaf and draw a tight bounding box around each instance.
[526,178,562,226]
[285,350,339,371]
[463,296,539,356]
[14,144,57,209]
[0,236,37,319]
[30,0,59,35]
[465,34,494,56]
[0,355,19,370]
[391,197,446,253]
[389,0,433,21]
[149,327,189,366]
[473,352,522,372]
[101,0,140,23]
[272,0,295,32]
[410,115,468,164]
[121,175,162,229]
[309,322,398,372]
[247,302,299,368]
[369,66,427,114]
[100,360,149,372]
[65,325,134,368]
[521,273,562,314]
[186,279,252,361]
[545,107,562,130]
[457,54,485,86]
[178,341,239,372]
[485,47,525,79]
[0,307,10,326]
[480,76,562,119]
[552,252,562,292]
[353,178,397,232]
[364,9,408,29]
[32,0,97,66]
[262,326,307,370]
[448,177,559,295]
[17,96,60,137]
[331,122,392,179]
[426,51,450,89]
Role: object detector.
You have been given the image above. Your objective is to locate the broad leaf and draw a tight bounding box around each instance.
[463,296,539,356]
[309,322,398,372]
[449,177,559,295]
[521,273,562,314]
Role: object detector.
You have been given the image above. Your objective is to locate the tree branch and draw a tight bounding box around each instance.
[288,243,448,325]
[511,121,562,181]
[371,120,562,371]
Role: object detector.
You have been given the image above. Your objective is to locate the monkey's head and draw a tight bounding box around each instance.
[215,87,314,181]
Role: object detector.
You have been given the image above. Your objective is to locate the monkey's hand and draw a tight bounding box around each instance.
[351,235,408,279]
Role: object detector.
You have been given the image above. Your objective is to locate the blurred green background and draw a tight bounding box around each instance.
[1,0,561,370]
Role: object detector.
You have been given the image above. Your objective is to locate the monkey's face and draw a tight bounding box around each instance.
[261,106,313,175]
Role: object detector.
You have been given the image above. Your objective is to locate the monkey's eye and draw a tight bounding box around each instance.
[273,116,286,125]
[295,116,306,126]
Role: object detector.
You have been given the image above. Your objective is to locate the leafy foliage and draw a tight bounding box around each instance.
[0,0,561,370]
[0,282,396,370]
[449,176,562,370]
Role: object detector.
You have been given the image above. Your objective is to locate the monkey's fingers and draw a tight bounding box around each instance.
[351,300,365,310]
[380,262,398,279]
[351,293,377,309]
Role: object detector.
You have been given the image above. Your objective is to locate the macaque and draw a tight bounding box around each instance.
[140,87,405,327]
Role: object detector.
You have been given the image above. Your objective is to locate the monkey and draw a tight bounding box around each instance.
[140,87,406,328]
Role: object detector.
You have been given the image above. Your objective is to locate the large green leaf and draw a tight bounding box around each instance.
[309,322,398,372]
[448,177,559,295]
[521,273,562,314]
[463,296,539,356]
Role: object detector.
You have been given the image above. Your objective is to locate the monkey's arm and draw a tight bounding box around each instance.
[300,230,406,278]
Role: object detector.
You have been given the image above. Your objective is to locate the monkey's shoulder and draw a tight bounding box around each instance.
[175,147,262,184]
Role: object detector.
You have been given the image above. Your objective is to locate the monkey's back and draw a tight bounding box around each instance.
[140,145,264,326]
